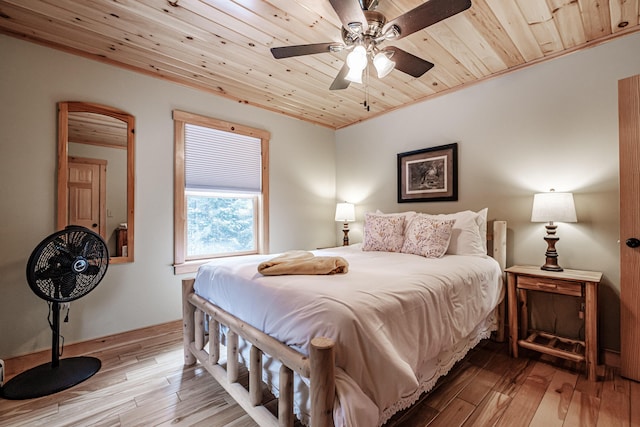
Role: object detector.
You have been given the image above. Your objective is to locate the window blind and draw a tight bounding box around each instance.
[184,124,262,192]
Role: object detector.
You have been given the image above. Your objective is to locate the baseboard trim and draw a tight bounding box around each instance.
[601,348,621,369]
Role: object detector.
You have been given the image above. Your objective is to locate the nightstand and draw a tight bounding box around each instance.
[506,265,603,381]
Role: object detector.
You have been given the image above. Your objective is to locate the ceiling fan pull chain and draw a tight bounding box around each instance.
[364,66,371,111]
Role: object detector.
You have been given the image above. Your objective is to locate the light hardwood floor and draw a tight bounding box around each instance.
[1,321,638,427]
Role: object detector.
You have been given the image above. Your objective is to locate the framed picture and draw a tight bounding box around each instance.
[397,143,458,203]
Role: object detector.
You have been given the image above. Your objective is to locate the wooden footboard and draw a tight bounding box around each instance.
[182,278,335,427]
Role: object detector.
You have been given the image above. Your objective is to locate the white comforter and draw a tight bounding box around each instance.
[194,244,503,426]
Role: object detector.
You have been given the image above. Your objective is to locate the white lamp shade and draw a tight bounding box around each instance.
[344,67,363,83]
[346,45,367,70]
[335,202,355,222]
[373,52,395,78]
[345,46,367,84]
[531,192,577,223]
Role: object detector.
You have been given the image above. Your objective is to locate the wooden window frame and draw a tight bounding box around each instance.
[173,110,270,274]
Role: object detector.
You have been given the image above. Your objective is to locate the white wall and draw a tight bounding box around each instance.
[335,32,640,352]
[0,35,336,359]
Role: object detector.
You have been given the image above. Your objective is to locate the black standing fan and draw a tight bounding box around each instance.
[0,225,109,400]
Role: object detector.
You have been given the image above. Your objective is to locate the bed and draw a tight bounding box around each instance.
[182,211,507,427]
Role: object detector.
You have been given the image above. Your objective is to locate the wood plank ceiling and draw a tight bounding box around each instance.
[0,0,638,129]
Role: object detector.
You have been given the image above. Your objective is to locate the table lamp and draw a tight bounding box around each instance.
[335,202,355,246]
[531,189,577,271]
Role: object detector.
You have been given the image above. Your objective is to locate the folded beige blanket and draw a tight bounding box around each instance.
[257,250,349,276]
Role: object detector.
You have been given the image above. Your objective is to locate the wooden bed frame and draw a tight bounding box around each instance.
[182,220,507,427]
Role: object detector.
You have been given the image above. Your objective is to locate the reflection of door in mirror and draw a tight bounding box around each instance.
[57,102,135,263]
[67,157,107,238]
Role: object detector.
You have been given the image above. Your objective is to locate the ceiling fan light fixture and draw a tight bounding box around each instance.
[345,66,364,83]
[373,51,395,78]
[346,45,368,71]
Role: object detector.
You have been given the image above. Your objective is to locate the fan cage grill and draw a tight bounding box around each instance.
[28,227,109,303]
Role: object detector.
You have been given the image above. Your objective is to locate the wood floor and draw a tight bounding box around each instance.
[1,321,638,427]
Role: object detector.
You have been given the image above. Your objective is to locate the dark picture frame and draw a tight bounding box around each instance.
[397,143,458,203]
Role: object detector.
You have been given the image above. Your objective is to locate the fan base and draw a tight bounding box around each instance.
[0,356,101,400]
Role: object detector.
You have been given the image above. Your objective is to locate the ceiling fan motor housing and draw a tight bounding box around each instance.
[342,11,388,49]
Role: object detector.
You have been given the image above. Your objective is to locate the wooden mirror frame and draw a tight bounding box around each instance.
[57,101,135,264]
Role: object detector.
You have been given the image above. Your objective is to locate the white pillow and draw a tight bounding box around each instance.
[362,213,405,252]
[401,215,455,258]
[417,210,486,256]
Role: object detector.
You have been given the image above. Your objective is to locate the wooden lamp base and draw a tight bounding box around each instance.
[342,224,350,246]
[541,223,563,271]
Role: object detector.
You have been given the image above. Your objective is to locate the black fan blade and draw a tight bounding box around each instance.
[85,264,102,276]
[271,43,342,59]
[36,263,68,282]
[383,0,471,41]
[69,231,94,256]
[384,47,434,77]
[329,62,351,90]
[328,0,368,31]
[58,271,78,298]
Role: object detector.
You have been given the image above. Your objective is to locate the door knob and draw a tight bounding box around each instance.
[92,223,98,228]
[626,238,640,248]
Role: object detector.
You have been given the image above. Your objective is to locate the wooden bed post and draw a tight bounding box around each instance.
[182,278,197,366]
[310,337,336,427]
[492,220,507,271]
[492,221,507,343]
[279,364,295,427]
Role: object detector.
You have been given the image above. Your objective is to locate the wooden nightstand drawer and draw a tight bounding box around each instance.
[517,275,583,297]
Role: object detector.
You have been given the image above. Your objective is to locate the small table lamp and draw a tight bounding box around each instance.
[531,189,577,271]
[335,202,355,246]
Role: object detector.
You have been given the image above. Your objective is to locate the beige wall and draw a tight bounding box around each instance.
[335,32,640,352]
[0,35,336,359]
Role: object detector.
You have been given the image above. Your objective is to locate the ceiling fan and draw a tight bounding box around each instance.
[270,0,472,90]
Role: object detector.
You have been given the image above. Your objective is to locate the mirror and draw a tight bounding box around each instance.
[57,102,135,263]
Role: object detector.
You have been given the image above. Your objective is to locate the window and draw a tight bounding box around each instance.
[173,111,269,274]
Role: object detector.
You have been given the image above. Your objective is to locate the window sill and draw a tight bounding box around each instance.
[173,260,208,275]
[174,252,262,275]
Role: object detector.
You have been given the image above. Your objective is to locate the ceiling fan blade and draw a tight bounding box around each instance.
[384,47,434,77]
[328,0,368,31]
[383,0,471,40]
[271,42,342,59]
[329,62,351,90]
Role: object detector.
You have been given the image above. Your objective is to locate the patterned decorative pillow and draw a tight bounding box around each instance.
[362,213,405,252]
[375,210,416,235]
[401,215,455,258]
